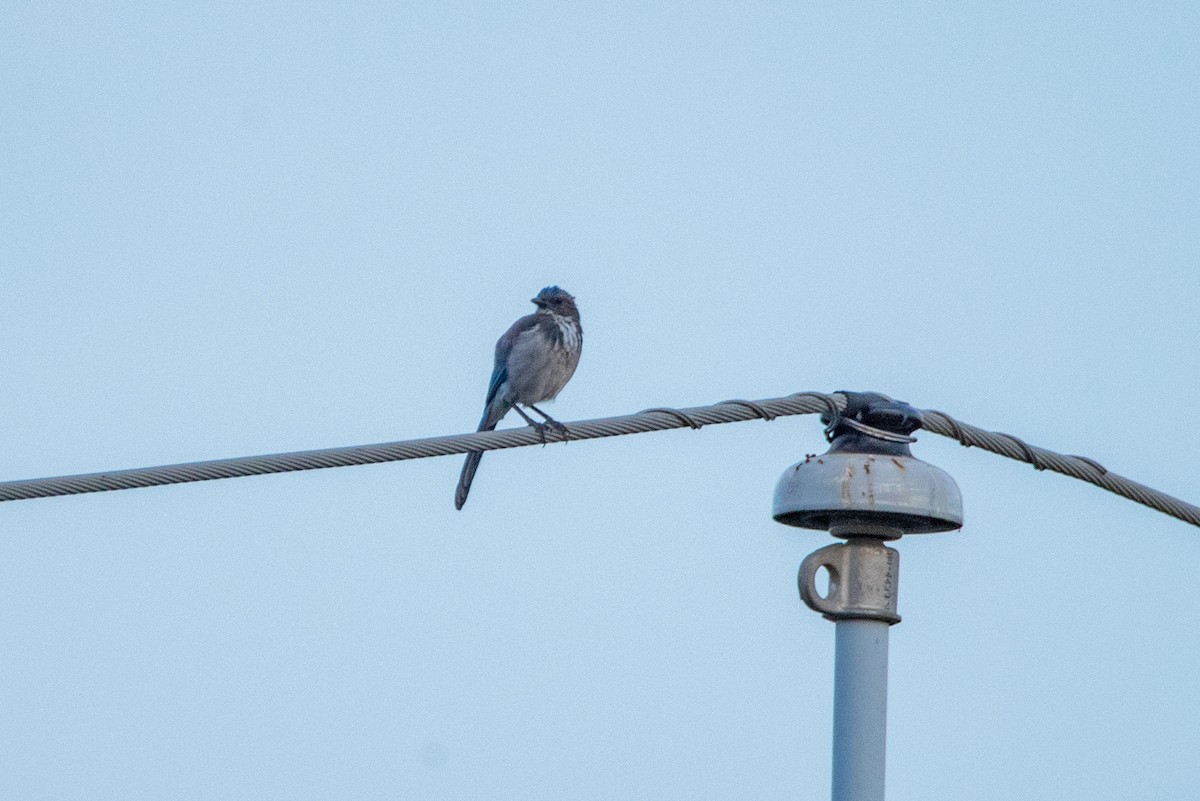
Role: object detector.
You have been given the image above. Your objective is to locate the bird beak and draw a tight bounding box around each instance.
[532,298,546,308]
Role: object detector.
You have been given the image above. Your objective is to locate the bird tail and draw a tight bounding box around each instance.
[454,451,483,510]
[454,400,507,510]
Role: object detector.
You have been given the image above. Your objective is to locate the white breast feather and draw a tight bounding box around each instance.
[554,316,581,351]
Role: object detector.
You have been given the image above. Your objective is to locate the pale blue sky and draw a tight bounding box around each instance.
[1,3,1198,799]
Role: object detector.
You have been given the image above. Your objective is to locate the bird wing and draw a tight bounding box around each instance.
[484,312,538,408]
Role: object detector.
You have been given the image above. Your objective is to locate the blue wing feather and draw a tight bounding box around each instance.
[484,361,507,408]
[480,312,537,425]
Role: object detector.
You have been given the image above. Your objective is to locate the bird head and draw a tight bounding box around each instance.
[531,286,578,318]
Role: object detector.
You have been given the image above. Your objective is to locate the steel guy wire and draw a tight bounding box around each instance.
[0,391,1195,529]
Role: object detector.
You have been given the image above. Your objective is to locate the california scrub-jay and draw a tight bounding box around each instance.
[455,286,582,509]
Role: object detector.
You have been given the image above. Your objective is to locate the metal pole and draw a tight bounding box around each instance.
[773,391,964,801]
[799,537,899,801]
[832,619,890,801]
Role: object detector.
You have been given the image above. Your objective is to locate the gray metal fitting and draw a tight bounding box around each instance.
[798,538,901,624]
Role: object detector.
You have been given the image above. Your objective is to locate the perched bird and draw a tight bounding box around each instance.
[454,286,583,509]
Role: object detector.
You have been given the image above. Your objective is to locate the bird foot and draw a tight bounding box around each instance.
[527,421,550,445]
[526,419,570,445]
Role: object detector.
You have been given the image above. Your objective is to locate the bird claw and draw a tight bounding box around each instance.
[528,421,550,445]
[527,419,570,445]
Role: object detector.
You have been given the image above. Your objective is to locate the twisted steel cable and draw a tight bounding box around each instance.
[917,410,1200,527]
[0,391,1195,529]
[0,393,839,503]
